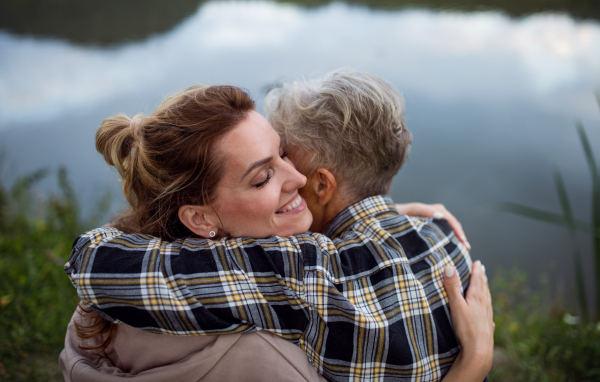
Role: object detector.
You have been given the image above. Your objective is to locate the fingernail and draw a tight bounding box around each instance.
[481,264,486,273]
[444,266,455,278]
[433,211,444,219]
[466,241,472,250]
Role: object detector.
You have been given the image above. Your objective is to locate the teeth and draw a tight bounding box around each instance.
[278,195,302,213]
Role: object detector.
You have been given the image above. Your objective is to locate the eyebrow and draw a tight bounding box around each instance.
[241,156,273,181]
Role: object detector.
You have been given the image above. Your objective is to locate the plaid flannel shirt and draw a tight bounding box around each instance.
[66,195,472,381]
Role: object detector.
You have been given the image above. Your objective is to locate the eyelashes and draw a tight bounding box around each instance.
[254,172,272,188]
[254,151,289,188]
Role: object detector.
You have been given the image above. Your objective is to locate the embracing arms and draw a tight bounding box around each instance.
[66,198,492,381]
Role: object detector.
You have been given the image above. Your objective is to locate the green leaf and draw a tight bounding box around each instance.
[554,171,588,319]
[577,121,599,185]
[577,120,600,318]
[500,202,598,236]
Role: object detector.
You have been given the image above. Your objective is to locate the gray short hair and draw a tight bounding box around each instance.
[264,68,412,198]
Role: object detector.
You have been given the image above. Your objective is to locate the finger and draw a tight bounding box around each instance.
[395,203,427,216]
[433,205,470,250]
[467,260,485,298]
[478,262,493,319]
[396,203,444,219]
[475,261,491,304]
[466,261,487,309]
[443,266,467,312]
[445,214,469,250]
[429,204,470,250]
[468,261,494,321]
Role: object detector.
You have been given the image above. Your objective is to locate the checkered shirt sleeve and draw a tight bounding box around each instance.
[65,195,471,381]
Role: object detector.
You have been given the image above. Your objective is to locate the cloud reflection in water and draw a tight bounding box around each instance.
[1,1,599,126]
[1,1,600,297]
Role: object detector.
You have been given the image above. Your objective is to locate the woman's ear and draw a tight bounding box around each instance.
[178,205,219,238]
[310,168,337,206]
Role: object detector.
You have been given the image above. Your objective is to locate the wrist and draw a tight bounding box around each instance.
[454,348,490,381]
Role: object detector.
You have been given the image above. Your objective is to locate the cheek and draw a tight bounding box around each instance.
[297,184,310,202]
[255,187,283,217]
[298,186,318,215]
[223,187,281,224]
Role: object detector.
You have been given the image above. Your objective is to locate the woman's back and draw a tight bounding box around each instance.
[61,309,325,382]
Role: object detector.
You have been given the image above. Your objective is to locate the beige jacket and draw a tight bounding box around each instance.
[60,310,326,382]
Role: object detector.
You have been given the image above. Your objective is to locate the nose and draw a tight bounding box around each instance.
[281,159,307,193]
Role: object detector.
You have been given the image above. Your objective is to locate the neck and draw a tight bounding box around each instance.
[315,193,363,233]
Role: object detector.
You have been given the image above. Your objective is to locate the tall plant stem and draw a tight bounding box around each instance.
[555,171,588,318]
[577,121,600,318]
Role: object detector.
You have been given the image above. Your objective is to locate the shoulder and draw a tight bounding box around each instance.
[73,228,333,251]
[407,216,473,284]
[337,212,453,251]
[67,227,125,269]
[72,227,123,252]
[69,227,166,264]
[407,215,452,235]
[67,228,338,271]
[408,216,468,256]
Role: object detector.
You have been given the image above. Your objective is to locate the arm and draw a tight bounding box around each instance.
[66,197,475,381]
[68,215,471,337]
[66,228,320,335]
[440,261,494,382]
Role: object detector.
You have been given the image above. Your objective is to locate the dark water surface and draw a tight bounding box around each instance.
[1,0,600,307]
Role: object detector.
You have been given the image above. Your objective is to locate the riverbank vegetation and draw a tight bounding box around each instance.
[503,95,600,322]
[490,268,600,380]
[0,168,599,381]
[0,167,108,381]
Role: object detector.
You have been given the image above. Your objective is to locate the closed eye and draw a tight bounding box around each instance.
[254,152,287,188]
[254,172,272,188]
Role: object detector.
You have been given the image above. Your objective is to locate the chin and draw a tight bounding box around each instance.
[298,211,314,234]
[279,212,314,237]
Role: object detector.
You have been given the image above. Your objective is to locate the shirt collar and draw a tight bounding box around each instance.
[323,195,398,239]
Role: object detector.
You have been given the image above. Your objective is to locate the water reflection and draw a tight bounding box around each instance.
[1,0,599,45]
[2,2,598,125]
[1,1,599,302]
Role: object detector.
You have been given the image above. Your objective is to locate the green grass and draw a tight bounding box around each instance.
[1,167,599,380]
[0,167,108,381]
[490,268,600,381]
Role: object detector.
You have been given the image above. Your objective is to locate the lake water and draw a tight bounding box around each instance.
[1,0,600,307]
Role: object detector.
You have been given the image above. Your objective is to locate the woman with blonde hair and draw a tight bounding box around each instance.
[61,83,493,382]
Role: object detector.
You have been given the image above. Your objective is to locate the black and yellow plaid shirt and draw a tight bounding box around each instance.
[66,195,472,381]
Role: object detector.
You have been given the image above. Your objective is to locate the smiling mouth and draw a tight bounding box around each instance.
[276,194,303,214]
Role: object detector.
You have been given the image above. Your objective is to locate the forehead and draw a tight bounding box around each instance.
[218,111,280,176]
